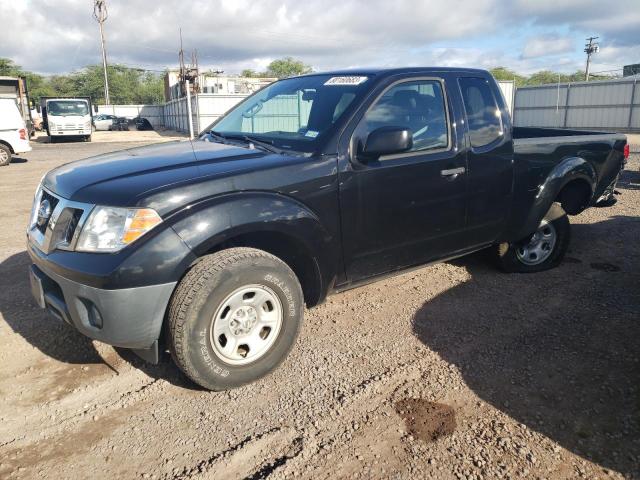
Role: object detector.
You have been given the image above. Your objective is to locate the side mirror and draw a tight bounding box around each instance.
[360,126,413,160]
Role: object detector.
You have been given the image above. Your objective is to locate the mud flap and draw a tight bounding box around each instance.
[132,340,159,364]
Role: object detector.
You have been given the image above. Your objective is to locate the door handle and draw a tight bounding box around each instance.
[440,167,465,178]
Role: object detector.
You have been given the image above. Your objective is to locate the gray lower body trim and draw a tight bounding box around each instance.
[32,262,176,350]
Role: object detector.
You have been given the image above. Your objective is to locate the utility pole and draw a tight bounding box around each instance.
[93,0,110,105]
[584,36,599,81]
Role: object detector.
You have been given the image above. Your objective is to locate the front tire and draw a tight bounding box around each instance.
[167,247,304,390]
[495,203,571,273]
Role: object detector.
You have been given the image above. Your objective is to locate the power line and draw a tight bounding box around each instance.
[93,0,110,104]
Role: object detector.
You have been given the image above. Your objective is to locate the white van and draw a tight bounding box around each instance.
[0,98,31,166]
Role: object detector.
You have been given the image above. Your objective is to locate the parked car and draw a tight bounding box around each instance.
[134,116,154,131]
[0,98,32,166]
[27,68,628,390]
[93,114,117,131]
[111,117,130,131]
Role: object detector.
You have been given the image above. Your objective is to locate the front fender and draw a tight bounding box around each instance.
[169,191,330,254]
[167,192,338,301]
[513,157,596,240]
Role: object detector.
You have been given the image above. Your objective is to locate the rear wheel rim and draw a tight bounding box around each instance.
[515,220,557,266]
[0,149,8,163]
[209,284,283,366]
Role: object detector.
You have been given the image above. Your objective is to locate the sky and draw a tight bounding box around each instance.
[1,0,638,76]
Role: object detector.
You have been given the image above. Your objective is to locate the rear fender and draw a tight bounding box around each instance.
[514,157,595,240]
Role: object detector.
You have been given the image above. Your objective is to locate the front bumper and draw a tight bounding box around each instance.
[50,128,92,136]
[12,138,32,154]
[25,186,197,361]
[29,258,176,351]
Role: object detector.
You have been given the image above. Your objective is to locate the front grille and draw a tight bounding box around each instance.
[36,190,60,234]
[65,209,84,243]
[28,188,93,254]
[49,207,85,249]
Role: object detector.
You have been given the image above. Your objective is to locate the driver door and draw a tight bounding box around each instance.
[338,76,469,281]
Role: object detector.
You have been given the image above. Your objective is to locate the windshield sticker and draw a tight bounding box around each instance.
[324,76,368,86]
[304,130,319,138]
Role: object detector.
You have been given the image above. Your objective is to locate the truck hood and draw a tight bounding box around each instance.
[43,140,272,206]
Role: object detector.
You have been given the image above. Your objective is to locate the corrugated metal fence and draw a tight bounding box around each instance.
[513,78,639,132]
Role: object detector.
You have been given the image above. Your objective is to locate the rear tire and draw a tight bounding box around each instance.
[0,144,11,166]
[167,247,304,390]
[495,203,571,273]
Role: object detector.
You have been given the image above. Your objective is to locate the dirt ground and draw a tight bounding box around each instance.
[33,129,188,144]
[0,137,638,480]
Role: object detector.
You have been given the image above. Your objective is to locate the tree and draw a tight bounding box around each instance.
[265,57,312,79]
[489,67,527,87]
[0,58,24,76]
[0,58,165,104]
[241,69,257,78]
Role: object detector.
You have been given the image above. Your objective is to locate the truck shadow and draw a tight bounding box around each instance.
[0,251,103,365]
[0,251,198,390]
[414,216,639,477]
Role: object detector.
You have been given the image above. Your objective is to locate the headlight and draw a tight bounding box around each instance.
[76,206,162,252]
[49,121,57,129]
[28,185,43,230]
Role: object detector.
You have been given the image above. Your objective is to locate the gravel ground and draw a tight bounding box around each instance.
[0,139,638,480]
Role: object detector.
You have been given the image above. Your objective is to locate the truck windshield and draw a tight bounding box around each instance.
[203,75,370,153]
[48,100,89,116]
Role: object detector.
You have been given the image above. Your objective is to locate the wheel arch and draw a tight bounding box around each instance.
[556,177,593,215]
[169,192,337,307]
[511,156,595,240]
[0,140,14,154]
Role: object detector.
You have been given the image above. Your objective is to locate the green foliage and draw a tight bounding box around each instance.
[62,64,165,104]
[0,58,24,76]
[241,69,257,78]
[240,58,313,79]
[0,57,165,105]
[265,57,312,78]
[491,66,616,87]
[489,67,527,87]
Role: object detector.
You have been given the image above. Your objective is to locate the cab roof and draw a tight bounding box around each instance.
[299,67,490,78]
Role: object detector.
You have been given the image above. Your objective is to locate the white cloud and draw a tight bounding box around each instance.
[0,0,637,76]
[521,36,574,59]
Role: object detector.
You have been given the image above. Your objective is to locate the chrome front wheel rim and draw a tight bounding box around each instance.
[210,284,283,366]
[516,220,557,266]
[0,149,9,162]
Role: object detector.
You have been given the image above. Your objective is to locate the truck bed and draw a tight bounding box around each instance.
[507,126,627,241]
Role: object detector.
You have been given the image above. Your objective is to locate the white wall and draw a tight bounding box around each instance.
[97,105,164,127]
[497,80,515,115]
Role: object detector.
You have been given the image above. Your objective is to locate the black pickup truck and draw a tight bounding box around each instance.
[27,68,628,390]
